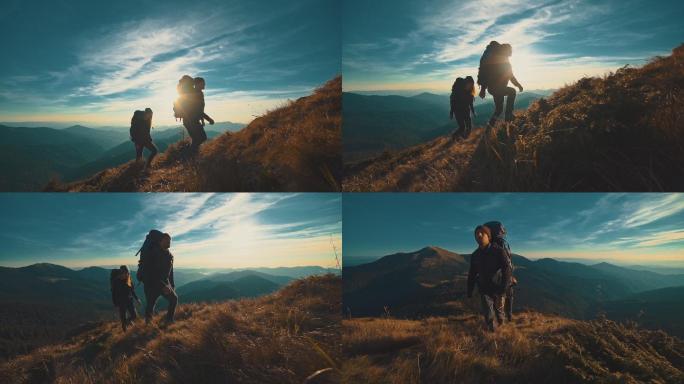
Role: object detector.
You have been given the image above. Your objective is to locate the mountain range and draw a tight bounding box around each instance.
[0,122,243,191]
[343,246,684,336]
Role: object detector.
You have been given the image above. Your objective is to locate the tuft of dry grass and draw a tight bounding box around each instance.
[0,274,342,384]
[47,76,341,192]
[341,311,684,384]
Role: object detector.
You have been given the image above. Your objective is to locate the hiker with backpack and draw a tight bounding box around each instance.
[173,75,214,154]
[467,225,512,331]
[130,108,158,171]
[477,41,524,126]
[110,265,141,331]
[449,76,477,140]
[136,230,178,326]
[483,221,516,322]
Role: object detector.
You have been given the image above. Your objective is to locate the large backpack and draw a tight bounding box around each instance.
[483,220,513,268]
[135,229,164,283]
[173,75,195,120]
[477,41,501,89]
[110,269,123,304]
[129,110,148,142]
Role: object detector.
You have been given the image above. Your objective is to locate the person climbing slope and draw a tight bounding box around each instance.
[450,76,477,140]
[110,265,141,331]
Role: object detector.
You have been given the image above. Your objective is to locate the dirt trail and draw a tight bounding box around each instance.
[343,129,483,192]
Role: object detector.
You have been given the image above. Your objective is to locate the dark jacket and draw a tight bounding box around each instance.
[143,247,175,288]
[467,244,512,296]
[112,278,139,306]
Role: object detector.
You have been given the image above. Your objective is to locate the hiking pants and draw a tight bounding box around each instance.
[497,287,514,321]
[454,111,472,138]
[489,86,517,124]
[183,119,207,152]
[134,140,158,164]
[480,293,504,331]
[118,300,137,331]
[144,282,178,323]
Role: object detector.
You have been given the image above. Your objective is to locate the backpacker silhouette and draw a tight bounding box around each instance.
[135,229,165,283]
[477,41,502,90]
[130,110,149,142]
[110,268,125,301]
[173,75,196,121]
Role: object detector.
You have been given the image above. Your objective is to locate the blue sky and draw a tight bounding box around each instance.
[0,0,339,126]
[343,0,684,92]
[0,193,341,268]
[343,193,684,266]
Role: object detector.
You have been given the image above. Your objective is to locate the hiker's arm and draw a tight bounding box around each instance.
[201,112,214,125]
[510,74,523,92]
[169,267,175,288]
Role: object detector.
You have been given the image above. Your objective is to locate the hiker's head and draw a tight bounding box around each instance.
[119,265,129,277]
[464,76,476,96]
[452,77,465,92]
[474,225,491,247]
[160,233,171,250]
[144,108,153,120]
[194,77,206,90]
[501,44,512,57]
[178,75,194,94]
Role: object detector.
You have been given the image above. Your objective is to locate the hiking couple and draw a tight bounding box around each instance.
[128,76,215,170]
[110,230,178,331]
[467,221,517,332]
[449,41,524,140]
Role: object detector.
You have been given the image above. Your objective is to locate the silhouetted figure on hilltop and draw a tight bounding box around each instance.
[110,265,140,331]
[482,221,516,321]
[450,76,477,140]
[130,108,158,171]
[467,225,512,332]
[477,42,524,126]
[136,230,178,326]
[174,75,215,154]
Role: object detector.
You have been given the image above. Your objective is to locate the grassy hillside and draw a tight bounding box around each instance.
[344,45,684,192]
[342,312,684,383]
[49,76,341,192]
[461,44,684,191]
[0,274,341,384]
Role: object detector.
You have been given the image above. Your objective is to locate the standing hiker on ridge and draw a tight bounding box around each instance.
[173,75,214,154]
[449,76,477,140]
[467,225,511,332]
[482,221,517,322]
[477,42,524,127]
[136,230,178,326]
[130,108,158,171]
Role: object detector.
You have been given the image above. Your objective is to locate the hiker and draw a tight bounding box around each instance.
[110,265,140,331]
[136,230,178,325]
[467,225,512,331]
[173,75,214,154]
[483,221,517,322]
[449,76,477,140]
[194,77,215,128]
[130,108,158,170]
[477,42,524,126]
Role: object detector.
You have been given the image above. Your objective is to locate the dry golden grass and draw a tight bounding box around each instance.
[0,274,342,384]
[343,131,482,192]
[344,45,684,192]
[341,311,684,384]
[47,76,341,192]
